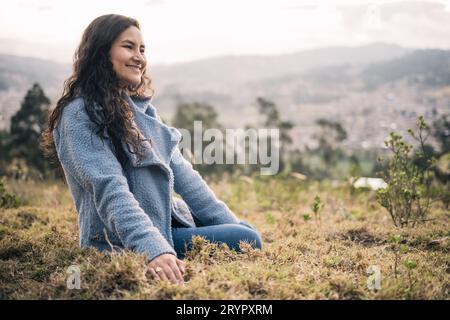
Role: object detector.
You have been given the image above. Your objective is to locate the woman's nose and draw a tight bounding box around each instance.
[133,53,145,65]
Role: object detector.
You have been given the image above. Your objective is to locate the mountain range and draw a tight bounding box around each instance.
[1,42,449,150]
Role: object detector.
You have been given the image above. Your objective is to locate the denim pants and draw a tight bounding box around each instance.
[171,220,263,259]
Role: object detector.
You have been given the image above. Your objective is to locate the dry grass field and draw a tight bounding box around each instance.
[0,177,449,299]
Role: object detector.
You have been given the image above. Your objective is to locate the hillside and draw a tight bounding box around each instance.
[1,43,449,150]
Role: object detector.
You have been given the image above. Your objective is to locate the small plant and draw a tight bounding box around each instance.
[377,116,436,228]
[303,214,311,222]
[404,259,418,297]
[0,177,21,209]
[264,212,275,225]
[311,195,323,222]
[389,234,409,278]
[388,235,418,296]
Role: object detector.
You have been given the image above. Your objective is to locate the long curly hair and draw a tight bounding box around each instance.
[40,14,154,170]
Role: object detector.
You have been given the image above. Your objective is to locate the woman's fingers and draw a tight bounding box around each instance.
[170,262,184,283]
[147,254,186,285]
[176,259,186,274]
[148,267,160,281]
[157,268,169,282]
[162,265,179,284]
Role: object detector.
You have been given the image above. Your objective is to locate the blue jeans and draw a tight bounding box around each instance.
[171,220,263,259]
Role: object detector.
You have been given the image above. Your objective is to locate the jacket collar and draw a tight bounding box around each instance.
[121,94,182,168]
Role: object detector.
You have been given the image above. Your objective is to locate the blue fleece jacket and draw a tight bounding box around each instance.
[53,94,240,261]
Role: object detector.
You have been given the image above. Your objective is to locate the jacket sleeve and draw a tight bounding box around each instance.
[170,146,240,226]
[53,99,176,261]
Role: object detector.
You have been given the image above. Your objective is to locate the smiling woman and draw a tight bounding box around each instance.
[39,14,262,286]
[110,26,147,88]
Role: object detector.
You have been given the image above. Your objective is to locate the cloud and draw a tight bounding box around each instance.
[1,0,450,64]
[337,1,450,48]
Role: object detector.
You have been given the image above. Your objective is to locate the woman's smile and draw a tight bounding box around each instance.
[110,26,147,87]
[127,65,142,72]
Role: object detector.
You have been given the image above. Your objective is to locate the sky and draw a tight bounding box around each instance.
[1,0,450,65]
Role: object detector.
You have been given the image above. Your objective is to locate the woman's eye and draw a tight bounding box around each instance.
[124,45,132,49]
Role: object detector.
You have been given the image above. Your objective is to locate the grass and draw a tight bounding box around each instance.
[0,176,449,299]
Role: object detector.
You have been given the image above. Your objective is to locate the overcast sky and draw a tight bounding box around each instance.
[1,0,450,65]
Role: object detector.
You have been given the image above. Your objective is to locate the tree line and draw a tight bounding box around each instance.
[0,83,449,182]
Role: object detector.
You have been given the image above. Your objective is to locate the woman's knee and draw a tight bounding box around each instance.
[234,223,263,250]
[239,220,256,231]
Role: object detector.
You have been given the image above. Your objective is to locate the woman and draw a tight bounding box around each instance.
[40,14,262,285]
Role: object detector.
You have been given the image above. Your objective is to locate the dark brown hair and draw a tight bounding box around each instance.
[40,14,154,168]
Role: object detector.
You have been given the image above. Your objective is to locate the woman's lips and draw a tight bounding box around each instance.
[127,65,141,72]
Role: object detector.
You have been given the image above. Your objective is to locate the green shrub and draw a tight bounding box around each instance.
[376,116,435,228]
[311,195,323,222]
[0,177,22,209]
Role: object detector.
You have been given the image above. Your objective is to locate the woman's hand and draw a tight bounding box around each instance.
[147,253,185,285]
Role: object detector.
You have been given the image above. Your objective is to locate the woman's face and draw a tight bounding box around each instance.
[109,26,147,88]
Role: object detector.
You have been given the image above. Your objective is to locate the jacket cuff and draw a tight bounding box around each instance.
[133,232,177,261]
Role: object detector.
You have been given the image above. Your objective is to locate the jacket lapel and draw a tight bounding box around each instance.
[122,95,182,168]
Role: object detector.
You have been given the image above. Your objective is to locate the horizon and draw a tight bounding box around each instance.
[1,0,450,65]
[0,41,429,67]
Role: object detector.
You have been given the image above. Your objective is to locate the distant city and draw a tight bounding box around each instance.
[1,43,449,152]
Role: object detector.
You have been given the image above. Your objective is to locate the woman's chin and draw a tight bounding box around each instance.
[130,79,142,87]
[121,79,141,88]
